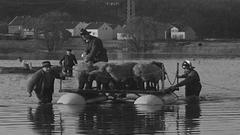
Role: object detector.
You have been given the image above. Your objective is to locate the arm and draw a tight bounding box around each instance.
[177,73,187,78]
[59,56,65,65]
[51,67,65,80]
[73,55,78,65]
[175,71,197,87]
[26,70,42,96]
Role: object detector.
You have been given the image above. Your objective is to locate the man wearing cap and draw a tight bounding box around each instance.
[27,61,65,104]
[59,49,78,77]
[167,60,202,97]
[80,29,108,64]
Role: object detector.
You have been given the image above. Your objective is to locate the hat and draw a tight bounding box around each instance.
[66,49,72,52]
[182,60,195,69]
[42,61,52,67]
[80,29,91,35]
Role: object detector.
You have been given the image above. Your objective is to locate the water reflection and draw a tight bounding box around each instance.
[184,100,201,135]
[27,104,62,135]
[75,104,178,134]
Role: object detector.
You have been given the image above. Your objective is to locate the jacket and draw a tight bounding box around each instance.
[27,69,63,102]
[60,54,78,67]
[175,69,202,97]
[85,36,108,63]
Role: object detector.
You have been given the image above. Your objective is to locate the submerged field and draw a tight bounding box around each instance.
[0,39,240,60]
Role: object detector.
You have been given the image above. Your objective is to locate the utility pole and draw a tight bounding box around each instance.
[126,0,135,23]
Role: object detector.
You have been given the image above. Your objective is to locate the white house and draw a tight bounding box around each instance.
[170,26,185,40]
[86,22,113,40]
[74,22,89,36]
[63,22,78,37]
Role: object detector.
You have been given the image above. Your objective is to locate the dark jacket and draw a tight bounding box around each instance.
[27,68,63,103]
[60,54,78,67]
[176,69,202,97]
[85,36,108,63]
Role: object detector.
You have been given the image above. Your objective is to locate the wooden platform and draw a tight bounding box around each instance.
[59,88,171,96]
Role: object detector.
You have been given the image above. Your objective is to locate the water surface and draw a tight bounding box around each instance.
[0,58,240,135]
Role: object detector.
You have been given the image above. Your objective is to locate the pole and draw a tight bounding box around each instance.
[177,62,179,84]
[60,79,62,92]
[176,62,179,91]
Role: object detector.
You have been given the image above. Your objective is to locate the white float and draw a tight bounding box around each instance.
[57,93,86,105]
[134,95,164,105]
[134,93,178,105]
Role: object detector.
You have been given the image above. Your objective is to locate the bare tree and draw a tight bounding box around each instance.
[38,11,71,52]
[125,16,157,52]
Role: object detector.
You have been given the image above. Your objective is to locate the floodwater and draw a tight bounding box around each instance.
[0,58,240,135]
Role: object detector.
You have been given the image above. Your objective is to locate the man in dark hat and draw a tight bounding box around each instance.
[80,28,108,64]
[59,49,78,77]
[27,61,65,104]
[167,60,202,98]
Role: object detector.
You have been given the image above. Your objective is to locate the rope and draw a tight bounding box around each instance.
[164,64,179,85]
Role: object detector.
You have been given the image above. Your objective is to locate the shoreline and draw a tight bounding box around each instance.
[1,39,240,60]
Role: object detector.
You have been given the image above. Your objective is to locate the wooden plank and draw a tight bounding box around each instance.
[59,88,168,95]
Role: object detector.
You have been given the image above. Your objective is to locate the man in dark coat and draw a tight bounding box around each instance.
[168,60,202,97]
[59,49,78,77]
[80,29,108,64]
[27,61,65,104]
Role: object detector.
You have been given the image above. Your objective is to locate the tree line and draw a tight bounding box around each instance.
[1,0,240,38]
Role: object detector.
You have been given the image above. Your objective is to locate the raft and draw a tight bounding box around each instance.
[58,89,178,105]
[0,66,41,74]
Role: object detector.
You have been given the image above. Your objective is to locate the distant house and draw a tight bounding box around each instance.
[154,23,173,40]
[116,25,133,40]
[62,22,79,37]
[86,22,113,40]
[8,16,35,39]
[109,24,124,39]
[170,26,185,40]
[62,21,89,37]
[74,22,89,36]
[168,24,197,40]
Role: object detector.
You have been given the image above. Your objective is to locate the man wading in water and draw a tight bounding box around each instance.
[27,61,65,104]
[167,60,202,99]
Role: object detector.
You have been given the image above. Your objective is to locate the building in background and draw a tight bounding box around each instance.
[86,22,113,40]
[8,16,35,39]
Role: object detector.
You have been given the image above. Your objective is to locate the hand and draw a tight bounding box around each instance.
[28,92,32,97]
[165,85,178,93]
[81,52,86,58]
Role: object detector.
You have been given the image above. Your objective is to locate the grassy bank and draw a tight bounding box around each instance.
[0,39,240,60]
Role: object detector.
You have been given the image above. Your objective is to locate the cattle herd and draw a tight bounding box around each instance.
[75,61,166,91]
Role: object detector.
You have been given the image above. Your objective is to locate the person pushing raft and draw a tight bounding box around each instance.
[166,60,202,98]
[27,61,65,104]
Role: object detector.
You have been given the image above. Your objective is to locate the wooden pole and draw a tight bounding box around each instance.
[176,62,179,91]
[177,62,179,84]
[161,64,165,91]
[60,79,62,91]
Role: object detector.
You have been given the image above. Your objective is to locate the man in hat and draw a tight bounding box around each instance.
[59,49,78,77]
[167,60,202,98]
[27,61,65,104]
[80,28,108,64]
